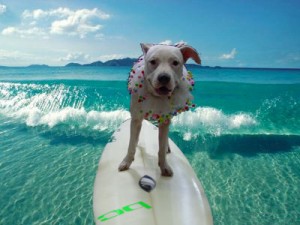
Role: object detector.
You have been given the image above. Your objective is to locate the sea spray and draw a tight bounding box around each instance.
[172,107,257,140]
[0,82,130,133]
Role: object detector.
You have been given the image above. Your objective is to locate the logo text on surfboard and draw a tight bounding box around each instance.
[98,201,152,222]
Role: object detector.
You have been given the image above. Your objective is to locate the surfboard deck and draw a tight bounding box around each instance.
[93,119,213,225]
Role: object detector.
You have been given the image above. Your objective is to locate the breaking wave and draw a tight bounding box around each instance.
[172,107,257,140]
[1,81,299,140]
[0,82,130,134]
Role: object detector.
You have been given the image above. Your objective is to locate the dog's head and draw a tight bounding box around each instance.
[141,43,201,97]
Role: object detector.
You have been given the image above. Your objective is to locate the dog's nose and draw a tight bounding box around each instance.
[158,74,170,85]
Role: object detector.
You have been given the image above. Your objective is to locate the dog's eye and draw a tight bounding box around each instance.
[173,60,179,66]
[149,59,156,66]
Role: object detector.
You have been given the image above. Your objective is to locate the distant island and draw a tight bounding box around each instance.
[64,57,206,68]
[27,64,50,68]
[0,64,50,68]
[65,58,137,67]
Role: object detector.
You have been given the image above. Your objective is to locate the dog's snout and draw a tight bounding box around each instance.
[158,74,171,85]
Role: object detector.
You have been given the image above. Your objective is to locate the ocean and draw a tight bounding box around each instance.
[0,66,300,225]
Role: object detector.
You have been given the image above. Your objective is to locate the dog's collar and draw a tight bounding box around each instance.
[128,56,195,124]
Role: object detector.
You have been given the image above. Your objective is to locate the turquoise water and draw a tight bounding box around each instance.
[0,67,300,224]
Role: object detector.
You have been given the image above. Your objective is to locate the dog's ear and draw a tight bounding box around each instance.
[140,43,152,55]
[180,46,201,64]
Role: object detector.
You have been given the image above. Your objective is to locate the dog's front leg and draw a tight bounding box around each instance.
[158,121,173,176]
[118,118,142,171]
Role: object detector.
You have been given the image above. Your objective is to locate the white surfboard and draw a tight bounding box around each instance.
[93,119,213,225]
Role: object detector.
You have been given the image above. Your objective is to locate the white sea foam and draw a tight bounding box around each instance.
[172,107,257,140]
[0,82,131,132]
[13,104,130,132]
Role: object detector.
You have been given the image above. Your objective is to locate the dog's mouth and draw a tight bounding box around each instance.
[155,86,172,96]
[147,78,174,96]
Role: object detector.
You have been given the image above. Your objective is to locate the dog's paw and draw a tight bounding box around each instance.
[159,163,173,177]
[118,159,133,171]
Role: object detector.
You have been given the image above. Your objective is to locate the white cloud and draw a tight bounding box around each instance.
[2,26,48,39]
[2,7,110,39]
[160,40,173,45]
[98,54,124,62]
[0,49,66,66]
[59,53,125,64]
[2,27,15,35]
[59,52,91,63]
[0,49,30,59]
[50,8,109,38]
[0,4,6,15]
[275,52,300,67]
[159,40,187,46]
[220,48,237,59]
[22,7,109,20]
[94,33,105,40]
[22,9,48,19]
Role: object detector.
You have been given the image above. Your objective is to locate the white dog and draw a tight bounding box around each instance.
[119,43,201,176]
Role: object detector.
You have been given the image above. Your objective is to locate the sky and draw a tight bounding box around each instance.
[0,0,299,68]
